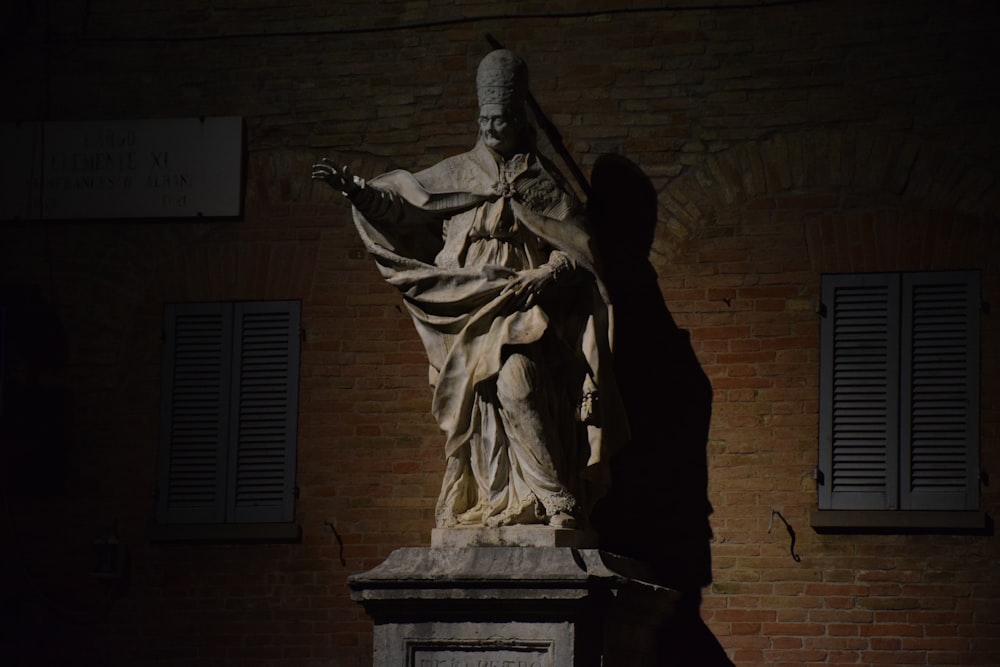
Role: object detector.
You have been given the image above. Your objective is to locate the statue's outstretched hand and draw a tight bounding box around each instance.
[312,158,363,195]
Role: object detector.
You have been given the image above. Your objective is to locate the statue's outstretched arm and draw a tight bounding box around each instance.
[312,157,409,225]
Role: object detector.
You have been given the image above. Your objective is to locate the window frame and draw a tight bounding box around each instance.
[154,300,302,542]
[812,271,984,532]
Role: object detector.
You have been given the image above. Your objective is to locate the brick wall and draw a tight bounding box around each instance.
[1,1,998,665]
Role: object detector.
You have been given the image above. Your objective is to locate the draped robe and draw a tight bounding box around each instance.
[350,141,626,526]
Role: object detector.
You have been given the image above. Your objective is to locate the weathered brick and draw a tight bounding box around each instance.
[2,3,998,667]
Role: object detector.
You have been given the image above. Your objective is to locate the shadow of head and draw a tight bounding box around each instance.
[587,154,715,596]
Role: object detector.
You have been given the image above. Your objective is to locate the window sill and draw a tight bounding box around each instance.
[810,510,990,534]
[151,522,302,544]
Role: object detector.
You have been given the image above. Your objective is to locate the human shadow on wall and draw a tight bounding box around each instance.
[587,155,733,667]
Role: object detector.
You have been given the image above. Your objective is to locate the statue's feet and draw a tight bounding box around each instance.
[547,511,577,529]
[456,503,487,525]
[484,497,543,527]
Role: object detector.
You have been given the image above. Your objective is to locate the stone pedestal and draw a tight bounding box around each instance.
[348,539,680,666]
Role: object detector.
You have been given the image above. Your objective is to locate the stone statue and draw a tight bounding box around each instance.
[312,49,626,530]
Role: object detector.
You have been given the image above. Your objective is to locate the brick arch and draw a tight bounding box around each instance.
[652,128,1000,268]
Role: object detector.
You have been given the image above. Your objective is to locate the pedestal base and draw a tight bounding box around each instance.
[349,545,680,666]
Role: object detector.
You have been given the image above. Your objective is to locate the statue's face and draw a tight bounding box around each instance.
[478,103,525,158]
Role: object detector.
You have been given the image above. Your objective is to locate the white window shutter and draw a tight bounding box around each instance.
[227,301,301,523]
[159,300,300,525]
[900,272,980,511]
[819,274,901,510]
[158,303,233,523]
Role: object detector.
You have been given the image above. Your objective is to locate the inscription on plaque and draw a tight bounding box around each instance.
[0,117,244,220]
[417,660,544,667]
[411,644,550,667]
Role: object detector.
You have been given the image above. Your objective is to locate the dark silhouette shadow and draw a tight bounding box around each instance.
[0,284,71,496]
[588,154,733,666]
[0,284,76,663]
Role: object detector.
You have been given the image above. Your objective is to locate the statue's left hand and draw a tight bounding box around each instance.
[508,266,554,308]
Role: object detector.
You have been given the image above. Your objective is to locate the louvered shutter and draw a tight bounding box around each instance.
[159,301,300,525]
[158,303,233,523]
[900,272,979,510]
[227,301,300,523]
[819,274,901,510]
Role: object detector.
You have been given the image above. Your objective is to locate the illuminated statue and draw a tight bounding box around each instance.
[313,50,625,529]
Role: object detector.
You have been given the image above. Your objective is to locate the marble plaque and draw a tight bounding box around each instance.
[410,641,551,667]
[1,117,244,220]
